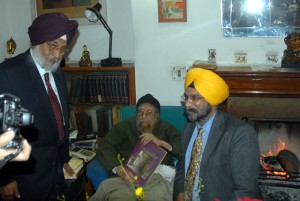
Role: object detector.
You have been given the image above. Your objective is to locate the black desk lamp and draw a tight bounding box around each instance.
[84,3,122,67]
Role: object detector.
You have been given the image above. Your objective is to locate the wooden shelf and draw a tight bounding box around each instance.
[62,65,136,105]
[213,67,300,98]
[63,64,136,136]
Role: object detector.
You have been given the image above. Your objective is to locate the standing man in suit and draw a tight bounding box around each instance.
[0,12,78,201]
[174,68,262,201]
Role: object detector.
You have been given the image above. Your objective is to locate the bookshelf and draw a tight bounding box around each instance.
[63,64,136,105]
[62,63,136,137]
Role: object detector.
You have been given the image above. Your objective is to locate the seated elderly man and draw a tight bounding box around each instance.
[89,94,181,201]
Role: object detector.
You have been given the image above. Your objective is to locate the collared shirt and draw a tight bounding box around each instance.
[185,112,217,200]
[30,48,62,106]
[30,48,64,124]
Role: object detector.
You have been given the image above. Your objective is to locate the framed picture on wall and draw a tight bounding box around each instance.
[158,0,187,22]
[36,0,98,18]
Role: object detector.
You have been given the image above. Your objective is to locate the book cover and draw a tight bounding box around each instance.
[63,157,84,180]
[124,140,167,186]
[71,139,96,150]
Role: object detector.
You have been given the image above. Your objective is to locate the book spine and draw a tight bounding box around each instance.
[87,74,94,103]
[122,73,129,104]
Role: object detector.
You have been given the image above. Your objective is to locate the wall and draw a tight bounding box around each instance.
[0,0,287,106]
[0,1,33,61]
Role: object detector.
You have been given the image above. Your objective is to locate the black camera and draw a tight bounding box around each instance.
[0,93,34,150]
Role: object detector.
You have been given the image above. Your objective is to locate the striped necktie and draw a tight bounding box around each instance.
[184,128,204,201]
[44,73,64,141]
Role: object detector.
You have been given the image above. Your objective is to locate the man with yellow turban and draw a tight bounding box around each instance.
[173,68,262,201]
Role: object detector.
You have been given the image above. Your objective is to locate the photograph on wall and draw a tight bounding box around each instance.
[208,49,216,63]
[234,50,248,64]
[158,0,187,22]
[266,51,279,64]
[36,0,98,18]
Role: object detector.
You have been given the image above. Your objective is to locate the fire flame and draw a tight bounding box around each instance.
[260,138,290,179]
[261,138,286,157]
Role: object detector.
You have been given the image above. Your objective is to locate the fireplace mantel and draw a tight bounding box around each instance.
[212,67,300,119]
[214,67,300,98]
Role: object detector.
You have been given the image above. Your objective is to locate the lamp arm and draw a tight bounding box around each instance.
[96,12,113,58]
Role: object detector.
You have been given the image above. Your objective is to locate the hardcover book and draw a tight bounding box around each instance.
[124,140,167,186]
[63,157,84,180]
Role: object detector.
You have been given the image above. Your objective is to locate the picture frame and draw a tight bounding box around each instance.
[158,0,187,22]
[36,0,99,19]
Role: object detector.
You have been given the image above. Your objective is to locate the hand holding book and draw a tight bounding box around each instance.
[124,139,167,186]
[139,133,172,152]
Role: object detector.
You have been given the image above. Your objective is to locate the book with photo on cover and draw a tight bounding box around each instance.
[124,140,167,186]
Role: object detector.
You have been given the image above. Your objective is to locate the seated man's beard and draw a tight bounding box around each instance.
[136,118,155,133]
[32,46,61,72]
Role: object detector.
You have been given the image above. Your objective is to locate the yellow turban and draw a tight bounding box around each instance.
[185,68,229,105]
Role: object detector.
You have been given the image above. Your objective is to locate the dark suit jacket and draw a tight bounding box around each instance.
[0,50,70,201]
[174,110,262,201]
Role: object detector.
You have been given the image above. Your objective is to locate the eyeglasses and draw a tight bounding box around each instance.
[137,109,154,117]
[181,94,203,103]
[46,42,70,55]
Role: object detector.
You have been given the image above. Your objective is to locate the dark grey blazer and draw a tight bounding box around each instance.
[0,50,70,200]
[174,109,262,201]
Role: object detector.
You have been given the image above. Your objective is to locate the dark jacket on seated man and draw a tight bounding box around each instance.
[98,117,180,172]
[89,93,181,201]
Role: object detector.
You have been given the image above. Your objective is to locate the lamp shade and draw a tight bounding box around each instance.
[84,3,102,23]
[84,3,122,67]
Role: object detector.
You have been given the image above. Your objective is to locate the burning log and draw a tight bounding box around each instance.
[260,156,284,171]
[276,149,300,174]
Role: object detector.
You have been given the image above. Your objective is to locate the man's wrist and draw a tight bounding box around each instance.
[160,140,172,151]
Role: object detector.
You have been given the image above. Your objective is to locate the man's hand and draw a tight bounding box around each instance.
[175,192,184,201]
[115,165,136,183]
[140,133,172,151]
[0,180,20,201]
[12,139,31,162]
[0,130,31,161]
[139,133,159,145]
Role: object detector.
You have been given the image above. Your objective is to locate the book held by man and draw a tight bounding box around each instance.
[124,140,167,186]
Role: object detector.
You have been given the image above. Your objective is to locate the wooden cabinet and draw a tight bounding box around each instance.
[212,66,300,119]
[62,63,136,136]
[63,64,136,106]
[213,67,300,98]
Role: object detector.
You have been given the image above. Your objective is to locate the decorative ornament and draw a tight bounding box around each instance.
[6,37,16,57]
[79,44,92,67]
[281,32,300,68]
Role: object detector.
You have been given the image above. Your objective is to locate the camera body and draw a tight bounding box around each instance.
[0,93,34,150]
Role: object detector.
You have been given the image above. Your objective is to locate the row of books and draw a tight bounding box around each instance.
[69,71,130,104]
[69,105,121,137]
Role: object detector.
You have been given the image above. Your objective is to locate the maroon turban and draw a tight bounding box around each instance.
[28,12,78,46]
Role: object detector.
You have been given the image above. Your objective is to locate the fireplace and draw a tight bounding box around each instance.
[214,67,300,201]
[250,120,300,201]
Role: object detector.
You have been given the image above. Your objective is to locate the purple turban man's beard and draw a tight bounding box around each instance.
[185,103,212,123]
[32,46,62,72]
